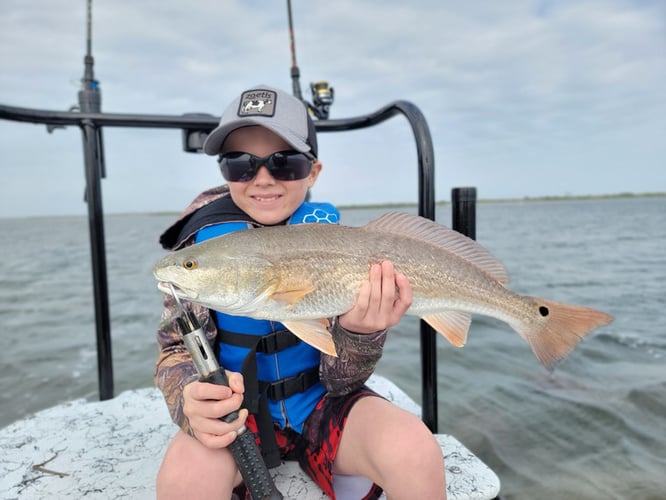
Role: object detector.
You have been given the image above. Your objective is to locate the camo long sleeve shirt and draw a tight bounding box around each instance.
[154,186,387,435]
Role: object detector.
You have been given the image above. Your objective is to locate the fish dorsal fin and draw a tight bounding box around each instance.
[283,319,338,357]
[363,212,509,284]
[422,310,471,347]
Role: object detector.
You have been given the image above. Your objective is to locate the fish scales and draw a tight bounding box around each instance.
[286,223,517,318]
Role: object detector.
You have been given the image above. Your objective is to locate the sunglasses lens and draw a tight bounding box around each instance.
[219,151,312,182]
[269,152,312,181]
[219,153,257,182]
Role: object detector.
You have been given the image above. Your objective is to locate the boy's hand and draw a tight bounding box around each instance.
[338,261,413,334]
[182,371,248,449]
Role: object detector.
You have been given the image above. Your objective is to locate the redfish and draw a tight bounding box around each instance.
[153,212,613,368]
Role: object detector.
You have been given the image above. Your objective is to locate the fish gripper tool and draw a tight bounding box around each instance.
[168,284,283,500]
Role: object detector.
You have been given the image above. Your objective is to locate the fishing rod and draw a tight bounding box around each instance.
[79,0,105,173]
[167,285,283,500]
[286,0,302,101]
[285,0,334,119]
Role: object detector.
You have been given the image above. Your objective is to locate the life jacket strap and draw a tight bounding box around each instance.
[254,365,320,468]
[219,328,302,353]
[216,326,320,468]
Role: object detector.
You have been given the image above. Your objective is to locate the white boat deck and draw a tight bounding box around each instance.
[0,375,500,499]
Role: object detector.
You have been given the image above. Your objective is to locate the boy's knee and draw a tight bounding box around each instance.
[157,431,238,498]
[373,417,446,498]
[390,418,444,469]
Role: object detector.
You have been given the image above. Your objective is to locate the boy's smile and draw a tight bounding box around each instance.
[221,126,321,225]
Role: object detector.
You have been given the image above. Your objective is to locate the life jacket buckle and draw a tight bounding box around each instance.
[265,367,320,401]
[256,329,301,354]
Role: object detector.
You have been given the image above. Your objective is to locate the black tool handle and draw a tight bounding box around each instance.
[231,433,283,499]
[198,369,282,500]
[199,369,239,423]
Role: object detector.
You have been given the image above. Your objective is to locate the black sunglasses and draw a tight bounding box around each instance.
[218,150,314,182]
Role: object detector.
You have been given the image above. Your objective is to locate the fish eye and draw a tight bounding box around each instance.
[183,258,198,270]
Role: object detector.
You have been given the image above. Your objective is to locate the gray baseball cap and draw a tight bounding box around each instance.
[203,85,318,157]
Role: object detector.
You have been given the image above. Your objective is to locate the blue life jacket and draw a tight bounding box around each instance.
[194,201,340,437]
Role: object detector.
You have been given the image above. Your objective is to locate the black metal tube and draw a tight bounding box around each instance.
[452,187,477,240]
[392,103,437,433]
[319,100,439,431]
[80,120,113,400]
[76,8,114,400]
[1,101,430,133]
[0,104,219,128]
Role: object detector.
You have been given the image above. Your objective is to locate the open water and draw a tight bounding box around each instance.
[0,197,664,499]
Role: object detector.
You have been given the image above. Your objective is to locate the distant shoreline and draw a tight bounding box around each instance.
[3,192,664,220]
[337,191,666,210]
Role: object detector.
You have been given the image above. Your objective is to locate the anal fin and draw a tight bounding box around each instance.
[422,311,471,348]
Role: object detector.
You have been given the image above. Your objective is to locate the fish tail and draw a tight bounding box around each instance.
[514,297,613,370]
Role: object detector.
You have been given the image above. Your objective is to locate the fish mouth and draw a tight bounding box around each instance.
[156,281,197,301]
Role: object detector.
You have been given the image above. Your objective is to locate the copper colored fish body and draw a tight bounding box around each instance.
[153,212,613,368]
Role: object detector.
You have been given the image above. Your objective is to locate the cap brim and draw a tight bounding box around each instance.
[203,118,311,156]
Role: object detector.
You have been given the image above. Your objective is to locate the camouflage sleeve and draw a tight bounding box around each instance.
[319,318,387,397]
[153,293,218,436]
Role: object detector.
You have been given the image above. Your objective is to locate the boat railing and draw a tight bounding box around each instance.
[0,99,466,433]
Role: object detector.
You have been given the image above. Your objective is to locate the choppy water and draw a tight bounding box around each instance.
[1,197,664,499]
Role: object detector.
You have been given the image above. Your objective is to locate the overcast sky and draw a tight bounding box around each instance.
[1,0,664,217]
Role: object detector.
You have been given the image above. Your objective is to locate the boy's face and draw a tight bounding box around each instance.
[222,126,322,225]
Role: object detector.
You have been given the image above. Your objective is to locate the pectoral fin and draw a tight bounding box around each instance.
[269,285,316,305]
[422,311,471,348]
[283,319,338,357]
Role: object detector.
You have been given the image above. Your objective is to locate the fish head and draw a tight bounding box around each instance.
[153,251,233,308]
[152,238,271,313]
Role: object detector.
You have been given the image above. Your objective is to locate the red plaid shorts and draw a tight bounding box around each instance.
[234,386,384,500]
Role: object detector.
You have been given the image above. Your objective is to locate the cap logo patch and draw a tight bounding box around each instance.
[237,89,276,117]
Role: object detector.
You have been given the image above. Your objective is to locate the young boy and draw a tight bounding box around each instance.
[155,85,446,499]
